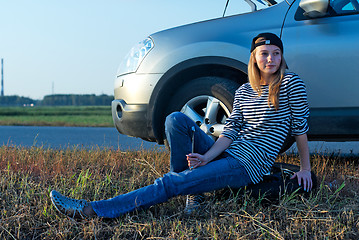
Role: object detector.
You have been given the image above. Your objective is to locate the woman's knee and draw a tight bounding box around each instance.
[165,112,188,129]
[156,172,183,198]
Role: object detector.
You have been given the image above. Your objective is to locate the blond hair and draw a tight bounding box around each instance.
[248,38,287,110]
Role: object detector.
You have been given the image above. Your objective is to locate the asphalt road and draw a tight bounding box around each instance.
[1,125,357,155]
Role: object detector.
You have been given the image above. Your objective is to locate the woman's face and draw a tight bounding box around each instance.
[254,44,282,78]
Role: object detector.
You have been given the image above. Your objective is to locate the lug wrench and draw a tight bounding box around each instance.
[190,126,197,170]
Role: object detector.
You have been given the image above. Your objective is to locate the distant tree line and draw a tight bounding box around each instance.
[0,95,36,106]
[40,94,114,106]
[0,94,114,106]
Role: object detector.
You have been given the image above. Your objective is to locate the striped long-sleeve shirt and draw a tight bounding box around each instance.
[221,73,309,184]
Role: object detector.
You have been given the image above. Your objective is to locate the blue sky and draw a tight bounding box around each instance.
[0,1,249,99]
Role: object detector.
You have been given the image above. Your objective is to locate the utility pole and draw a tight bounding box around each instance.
[1,58,4,97]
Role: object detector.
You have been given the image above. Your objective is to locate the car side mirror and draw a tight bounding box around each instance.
[299,0,329,18]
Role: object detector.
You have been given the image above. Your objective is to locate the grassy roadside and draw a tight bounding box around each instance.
[0,146,358,239]
[0,106,113,127]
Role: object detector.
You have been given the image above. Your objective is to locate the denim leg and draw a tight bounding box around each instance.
[91,156,251,218]
[91,178,169,218]
[165,112,215,173]
[162,156,252,196]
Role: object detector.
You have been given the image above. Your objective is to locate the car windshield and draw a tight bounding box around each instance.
[223,0,284,16]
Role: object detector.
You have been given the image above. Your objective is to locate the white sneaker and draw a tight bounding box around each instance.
[184,194,205,214]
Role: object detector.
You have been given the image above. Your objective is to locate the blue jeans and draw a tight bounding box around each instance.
[91,112,252,218]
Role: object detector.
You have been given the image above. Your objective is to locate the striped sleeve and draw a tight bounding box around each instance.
[287,75,310,136]
[221,88,244,141]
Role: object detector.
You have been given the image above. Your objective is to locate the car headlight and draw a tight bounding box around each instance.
[117,37,154,76]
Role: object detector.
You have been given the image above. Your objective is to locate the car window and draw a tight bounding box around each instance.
[330,0,359,14]
[223,0,285,17]
[295,0,359,20]
[223,1,252,17]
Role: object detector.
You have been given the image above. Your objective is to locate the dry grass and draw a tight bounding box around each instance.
[0,145,358,239]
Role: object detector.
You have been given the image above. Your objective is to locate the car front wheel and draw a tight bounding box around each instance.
[166,76,240,140]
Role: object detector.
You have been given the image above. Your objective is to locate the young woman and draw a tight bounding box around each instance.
[50,32,313,219]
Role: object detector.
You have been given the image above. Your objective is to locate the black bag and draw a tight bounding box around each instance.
[244,162,317,201]
[217,162,317,203]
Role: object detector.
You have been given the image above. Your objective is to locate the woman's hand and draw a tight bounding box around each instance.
[291,170,312,192]
[186,153,209,169]
[293,134,312,192]
[186,136,232,170]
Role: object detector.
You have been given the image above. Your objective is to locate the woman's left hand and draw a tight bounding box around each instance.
[291,170,312,192]
[186,153,209,170]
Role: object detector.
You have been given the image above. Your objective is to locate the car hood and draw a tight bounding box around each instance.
[149,0,291,54]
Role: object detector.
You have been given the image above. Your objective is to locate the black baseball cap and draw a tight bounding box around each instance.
[250,32,283,53]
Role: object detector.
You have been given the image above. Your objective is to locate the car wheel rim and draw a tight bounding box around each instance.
[180,95,231,139]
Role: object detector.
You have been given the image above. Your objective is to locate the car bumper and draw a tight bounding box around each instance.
[112,99,155,141]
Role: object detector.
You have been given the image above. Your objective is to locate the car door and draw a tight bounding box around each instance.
[281,0,359,140]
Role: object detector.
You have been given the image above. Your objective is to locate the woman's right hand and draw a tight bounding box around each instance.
[186,153,208,169]
[186,136,232,170]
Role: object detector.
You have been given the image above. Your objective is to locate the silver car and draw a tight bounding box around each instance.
[112,0,359,149]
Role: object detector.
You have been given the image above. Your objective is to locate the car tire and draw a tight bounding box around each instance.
[166,76,240,140]
[280,133,295,154]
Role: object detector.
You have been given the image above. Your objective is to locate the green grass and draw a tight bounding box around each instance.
[0,106,113,127]
[0,145,358,239]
